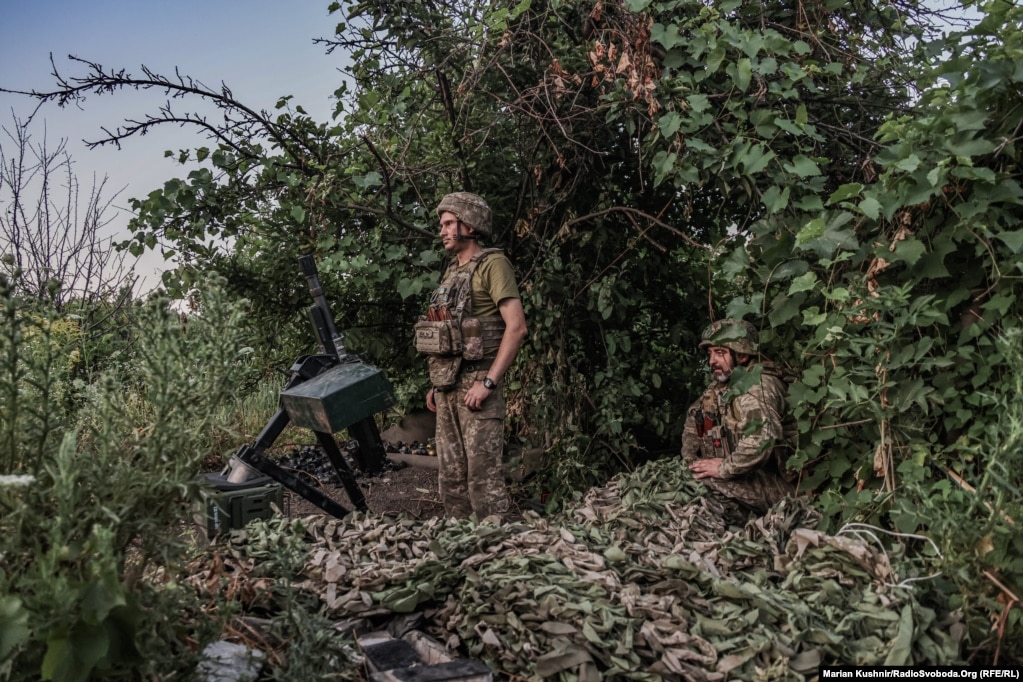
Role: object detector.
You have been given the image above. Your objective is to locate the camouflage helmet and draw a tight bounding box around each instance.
[436,192,492,237]
[699,318,759,355]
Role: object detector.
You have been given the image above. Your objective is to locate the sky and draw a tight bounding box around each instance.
[0,0,349,291]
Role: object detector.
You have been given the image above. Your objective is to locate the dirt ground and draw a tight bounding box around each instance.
[255,409,542,521]
[285,462,444,520]
[277,407,445,519]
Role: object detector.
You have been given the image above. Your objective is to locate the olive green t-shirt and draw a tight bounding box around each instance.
[461,251,520,318]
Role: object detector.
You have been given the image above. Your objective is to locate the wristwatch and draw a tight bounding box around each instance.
[482,377,497,390]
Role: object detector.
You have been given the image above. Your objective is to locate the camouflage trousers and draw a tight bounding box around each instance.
[434,369,511,520]
[696,465,795,515]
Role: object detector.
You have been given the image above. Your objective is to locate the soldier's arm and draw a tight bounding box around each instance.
[681,403,702,463]
[463,297,525,410]
[486,297,527,385]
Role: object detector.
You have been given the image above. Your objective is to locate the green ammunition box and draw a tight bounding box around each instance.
[279,362,395,434]
[196,480,284,539]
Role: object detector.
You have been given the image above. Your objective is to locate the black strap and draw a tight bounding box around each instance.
[460,358,495,374]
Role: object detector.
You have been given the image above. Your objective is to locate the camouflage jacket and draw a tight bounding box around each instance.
[681,363,795,512]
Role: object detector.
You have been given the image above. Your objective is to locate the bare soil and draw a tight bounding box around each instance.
[280,407,445,519]
[284,462,444,520]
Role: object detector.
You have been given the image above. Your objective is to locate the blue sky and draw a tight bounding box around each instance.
[0,0,348,288]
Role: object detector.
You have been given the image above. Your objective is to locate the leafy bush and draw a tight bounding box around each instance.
[888,328,1023,662]
[1,274,259,681]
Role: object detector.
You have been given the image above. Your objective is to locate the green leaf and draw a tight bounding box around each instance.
[290,205,306,224]
[687,93,711,113]
[893,153,922,172]
[707,47,726,74]
[733,58,753,91]
[883,605,914,666]
[944,133,995,157]
[80,578,126,625]
[785,155,821,178]
[948,107,990,131]
[774,117,804,136]
[659,111,682,137]
[795,103,808,125]
[827,183,863,205]
[995,230,1023,253]
[0,597,29,660]
[887,238,927,267]
[727,364,763,399]
[788,272,818,294]
[824,287,850,303]
[762,185,790,214]
[772,259,809,280]
[352,171,383,189]
[769,293,806,325]
[42,624,109,682]
[798,212,858,257]
[974,178,1023,204]
[651,151,678,186]
[741,144,775,175]
[652,22,683,50]
[858,196,881,220]
[512,0,531,18]
[417,249,441,266]
[721,246,751,277]
[801,306,827,326]
[796,218,825,245]
[725,295,763,320]
[794,194,824,211]
[983,291,1016,316]
[916,233,955,279]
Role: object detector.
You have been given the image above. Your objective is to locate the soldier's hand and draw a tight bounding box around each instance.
[464,382,491,411]
[426,388,438,413]
[689,458,723,479]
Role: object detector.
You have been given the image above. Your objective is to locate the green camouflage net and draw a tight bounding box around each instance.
[207,458,963,680]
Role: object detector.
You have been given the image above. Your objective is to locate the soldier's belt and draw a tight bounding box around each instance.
[461,358,494,374]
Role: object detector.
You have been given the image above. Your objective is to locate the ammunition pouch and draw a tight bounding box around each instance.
[414,318,463,356]
[427,355,463,391]
[415,316,505,362]
[461,317,483,361]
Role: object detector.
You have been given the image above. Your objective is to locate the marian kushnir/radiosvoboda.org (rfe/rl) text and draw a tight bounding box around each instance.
[818,666,1021,680]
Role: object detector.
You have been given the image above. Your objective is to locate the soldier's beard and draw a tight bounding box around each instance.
[711,367,731,383]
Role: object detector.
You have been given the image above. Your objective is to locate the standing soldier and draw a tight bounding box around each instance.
[417,192,527,521]
[682,318,796,514]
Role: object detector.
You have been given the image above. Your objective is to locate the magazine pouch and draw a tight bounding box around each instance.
[414,318,463,356]
[427,354,462,390]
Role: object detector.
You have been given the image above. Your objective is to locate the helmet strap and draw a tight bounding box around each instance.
[454,219,477,241]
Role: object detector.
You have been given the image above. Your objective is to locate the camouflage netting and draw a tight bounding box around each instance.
[197,458,964,680]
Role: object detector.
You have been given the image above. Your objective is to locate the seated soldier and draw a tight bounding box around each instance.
[681,319,795,514]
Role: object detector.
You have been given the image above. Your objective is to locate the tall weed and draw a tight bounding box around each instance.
[0,274,67,477]
[1,274,259,680]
